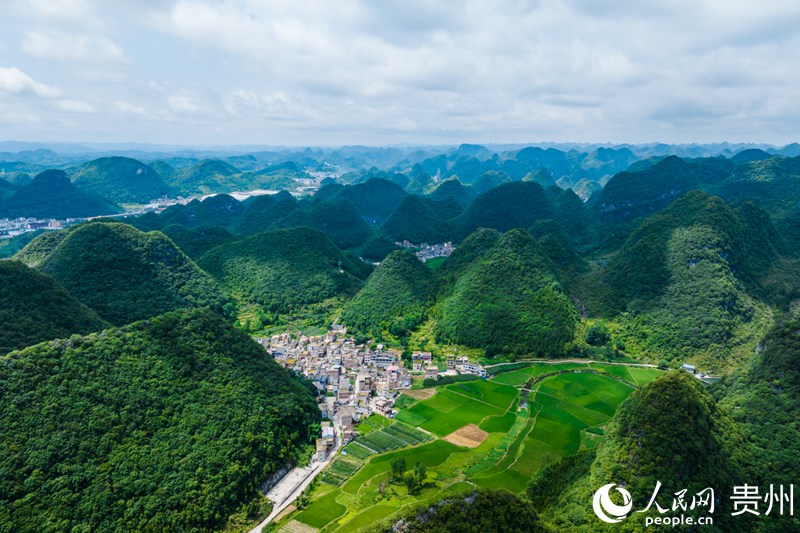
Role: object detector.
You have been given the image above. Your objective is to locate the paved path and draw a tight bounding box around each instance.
[249,427,341,533]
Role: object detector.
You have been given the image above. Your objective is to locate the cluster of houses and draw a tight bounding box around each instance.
[0,217,64,238]
[257,325,488,459]
[394,240,456,262]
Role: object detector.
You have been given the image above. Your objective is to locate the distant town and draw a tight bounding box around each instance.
[0,184,310,241]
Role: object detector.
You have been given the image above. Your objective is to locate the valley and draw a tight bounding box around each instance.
[275,361,663,532]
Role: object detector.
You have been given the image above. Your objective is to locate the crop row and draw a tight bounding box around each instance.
[321,457,363,486]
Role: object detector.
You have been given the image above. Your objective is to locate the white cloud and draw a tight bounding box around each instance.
[167,91,208,114]
[27,0,95,20]
[22,30,127,63]
[114,100,145,114]
[1,0,800,144]
[0,66,62,98]
[53,99,95,113]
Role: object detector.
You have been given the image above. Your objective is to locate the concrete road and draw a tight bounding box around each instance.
[249,423,341,533]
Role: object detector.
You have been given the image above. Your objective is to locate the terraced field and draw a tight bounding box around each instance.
[321,420,433,486]
[282,362,662,532]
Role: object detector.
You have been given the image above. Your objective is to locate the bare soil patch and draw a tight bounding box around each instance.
[443,423,489,448]
[403,388,436,400]
[275,504,297,523]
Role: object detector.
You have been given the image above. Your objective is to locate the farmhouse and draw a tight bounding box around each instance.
[424,365,439,380]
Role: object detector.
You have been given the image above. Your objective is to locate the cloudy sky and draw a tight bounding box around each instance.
[0,0,798,146]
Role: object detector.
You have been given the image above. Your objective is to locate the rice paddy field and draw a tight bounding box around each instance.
[279,361,663,532]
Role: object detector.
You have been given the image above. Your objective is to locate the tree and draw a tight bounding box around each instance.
[585,323,611,346]
[414,462,427,487]
[404,471,417,493]
[390,458,407,482]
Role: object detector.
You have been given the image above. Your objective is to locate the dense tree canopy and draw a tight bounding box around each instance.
[376,489,550,533]
[341,250,438,338]
[0,309,320,532]
[435,229,578,357]
[20,221,231,325]
[71,156,173,203]
[199,226,370,313]
[0,260,108,354]
[0,170,121,219]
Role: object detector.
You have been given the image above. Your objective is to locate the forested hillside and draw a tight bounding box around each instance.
[16,221,230,325]
[0,261,108,354]
[0,309,319,532]
[435,229,578,357]
[0,170,121,219]
[198,226,370,313]
[341,250,437,339]
[71,156,173,203]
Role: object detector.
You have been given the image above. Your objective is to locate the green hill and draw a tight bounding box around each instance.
[591,191,783,369]
[341,250,437,338]
[21,221,230,325]
[713,155,800,220]
[529,221,589,288]
[546,186,592,246]
[380,195,451,243]
[472,170,512,194]
[571,178,602,202]
[332,178,408,221]
[0,308,319,532]
[357,234,402,261]
[157,194,246,229]
[594,155,695,228]
[522,167,556,188]
[427,178,476,207]
[435,229,578,357]
[720,317,800,520]
[71,157,172,203]
[730,148,773,165]
[275,199,373,249]
[1,170,122,219]
[592,371,735,500]
[12,228,71,267]
[404,172,434,195]
[235,191,300,236]
[169,159,241,195]
[4,172,32,186]
[0,230,45,259]
[377,489,550,533]
[146,160,177,182]
[0,177,16,201]
[160,224,236,259]
[199,226,370,313]
[436,227,501,288]
[0,260,108,354]
[452,181,554,241]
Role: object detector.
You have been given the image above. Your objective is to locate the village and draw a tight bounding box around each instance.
[394,240,455,262]
[257,325,487,462]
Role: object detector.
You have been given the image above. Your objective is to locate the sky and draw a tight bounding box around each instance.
[0,0,799,147]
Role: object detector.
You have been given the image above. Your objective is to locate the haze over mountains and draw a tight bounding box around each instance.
[5,141,800,370]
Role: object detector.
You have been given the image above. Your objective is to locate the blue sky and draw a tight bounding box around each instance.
[0,0,799,146]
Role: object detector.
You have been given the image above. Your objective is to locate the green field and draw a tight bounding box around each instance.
[423,256,447,270]
[284,362,661,532]
[396,380,516,436]
[489,361,662,388]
